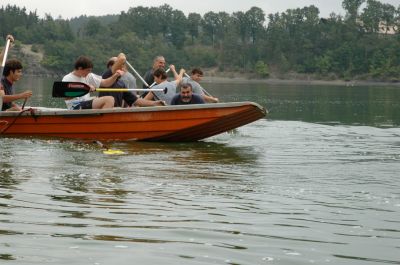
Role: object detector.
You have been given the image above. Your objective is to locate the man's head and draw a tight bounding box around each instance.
[106,57,117,69]
[74,56,93,77]
[152,56,166,70]
[180,83,193,103]
[107,53,127,72]
[153,68,168,84]
[3,59,23,82]
[191,68,203,82]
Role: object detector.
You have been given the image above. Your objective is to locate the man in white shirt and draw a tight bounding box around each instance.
[62,56,123,110]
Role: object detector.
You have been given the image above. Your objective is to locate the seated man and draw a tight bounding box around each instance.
[62,56,119,110]
[99,54,164,107]
[1,59,32,111]
[144,65,184,105]
[182,68,219,103]
[171,83,205,105]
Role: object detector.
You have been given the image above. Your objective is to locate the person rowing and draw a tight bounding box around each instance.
[1,59,32,111]
[1,35,33,111]
[99,53,165,107]
[182,68,219,103]
[141,55,166,97]
[62,56,118,110]
[143,65,185,105]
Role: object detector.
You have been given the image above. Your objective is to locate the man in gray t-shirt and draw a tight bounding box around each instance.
[144,65,185,105]
[182,68,219,103]
[181,76,202,95]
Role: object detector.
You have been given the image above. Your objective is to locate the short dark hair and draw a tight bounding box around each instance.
[106,59,115,68]
[153,55,165,63]
[153,68,167,80]
[191,68,203,75]
[181,83,192,91]
[74,56,93,70]
[3,59,23,76]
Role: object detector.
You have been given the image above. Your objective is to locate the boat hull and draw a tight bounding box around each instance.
[0,102,266,141]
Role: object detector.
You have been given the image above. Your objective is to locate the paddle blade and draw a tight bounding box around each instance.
[52,81,90,97]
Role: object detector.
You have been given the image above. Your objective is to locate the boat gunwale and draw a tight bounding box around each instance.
[0,101,266,117]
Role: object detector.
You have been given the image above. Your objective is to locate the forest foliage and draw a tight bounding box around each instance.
[1,0,400,80]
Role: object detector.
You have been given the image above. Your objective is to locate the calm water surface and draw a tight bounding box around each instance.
[1,77,399,264]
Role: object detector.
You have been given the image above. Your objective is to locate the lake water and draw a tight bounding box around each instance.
[1,77,400,265]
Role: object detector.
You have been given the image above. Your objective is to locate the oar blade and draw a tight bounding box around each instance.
[52,81,90,97]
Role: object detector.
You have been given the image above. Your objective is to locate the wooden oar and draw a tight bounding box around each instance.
[1,39,11,76]
[125,60,150,87]
[52,81,167,98]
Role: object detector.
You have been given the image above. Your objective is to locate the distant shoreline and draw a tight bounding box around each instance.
[14,44,400,87]
[202,76,400,87]
[22,73,400,87]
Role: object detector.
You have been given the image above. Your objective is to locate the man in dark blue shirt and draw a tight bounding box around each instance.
[1,59,32,111]
[171,83,205,105]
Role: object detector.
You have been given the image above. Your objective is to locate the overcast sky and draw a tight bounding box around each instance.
[2,0,400,19]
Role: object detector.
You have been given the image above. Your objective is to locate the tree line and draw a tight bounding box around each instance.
[1,0,399,81]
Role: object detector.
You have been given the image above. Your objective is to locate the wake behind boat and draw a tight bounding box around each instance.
[0,102,266,141]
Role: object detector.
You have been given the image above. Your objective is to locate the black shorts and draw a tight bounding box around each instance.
[73,100,93,110]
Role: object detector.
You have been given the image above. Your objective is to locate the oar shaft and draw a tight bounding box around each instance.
[1,39,10,67]
[1,39,11,76]
[125,60,150,87]
[96,88,164,92]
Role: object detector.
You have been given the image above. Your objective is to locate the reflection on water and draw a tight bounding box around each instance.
[2,78,400,264]
[120,140,260,165]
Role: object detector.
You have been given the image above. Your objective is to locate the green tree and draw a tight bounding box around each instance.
[361,0,384,32]
[187,13,201,43]
[232,11,249,43]
[342,0,365,22]
[157,4,174,38]
[254,61,269,77]
[202,11,220,46]
[83,17,104,37]
[245,7,265,44]
[381,3,396,33]
[169,9,187,49]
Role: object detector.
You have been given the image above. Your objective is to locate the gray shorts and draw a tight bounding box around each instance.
[73,99,93,110]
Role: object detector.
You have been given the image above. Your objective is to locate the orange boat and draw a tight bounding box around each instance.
[0,102,266,141]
